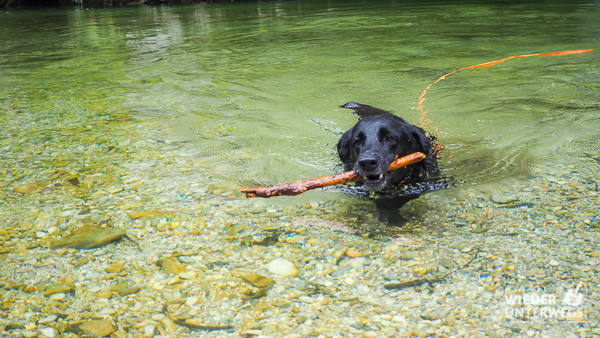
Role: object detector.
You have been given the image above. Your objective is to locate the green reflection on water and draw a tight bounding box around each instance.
[1,1,599,195]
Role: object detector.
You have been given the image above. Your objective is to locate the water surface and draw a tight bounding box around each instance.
[2,0,599,210]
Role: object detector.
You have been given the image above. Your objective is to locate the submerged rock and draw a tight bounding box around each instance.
[241,273,274,288]
[267,258,299,277]
[127,210,164,220]
[117,285,141,296]
[14,183,46,195]
[491,192,519,204]
[160,257,187,275]
[79,320,116,337]
[50,225,127,249]
[43,282,74,296]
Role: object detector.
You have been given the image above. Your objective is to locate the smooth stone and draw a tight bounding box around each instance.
[382,269,397,281]
[79,320,116,337]
[50,225,127,249]
[104,265,124,273]
[292,279,309,290]
[127,210,164,220]
[272,299,292,307]
[144,323,155,337]
[161,258,187,275]
[226,223,247,235]
[118,285,141,296]
[97,290,112,299]
[440,258,454,268]
[549,259,560,266]
[185,296,198,306]
[39,327,57,338]
[350,257,366,269]
[14,182,46,195]
[330,265,352,277]
[267,258,299,277]
[22,331,37,338]
[179,271,198,280]
[491,192,519,204]
[49,293,66,301]
[44,282,74,296]
[400,252,414,260]
[241,273,274,288]
[357,284,369,295]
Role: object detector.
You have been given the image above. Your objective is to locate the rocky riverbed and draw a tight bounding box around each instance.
[1,106,599,338]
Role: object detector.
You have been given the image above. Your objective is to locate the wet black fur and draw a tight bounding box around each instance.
[337,102,440,225]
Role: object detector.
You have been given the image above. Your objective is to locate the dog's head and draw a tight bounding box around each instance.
[337,102,432,191]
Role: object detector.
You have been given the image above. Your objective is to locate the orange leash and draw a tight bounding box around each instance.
[416,48,597,130]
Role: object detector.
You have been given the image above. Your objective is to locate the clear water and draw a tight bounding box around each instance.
[2,1,599,202]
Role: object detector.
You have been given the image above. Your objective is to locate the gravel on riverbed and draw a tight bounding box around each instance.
[1,106,599,338]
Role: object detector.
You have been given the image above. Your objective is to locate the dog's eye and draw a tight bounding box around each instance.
[384,135,395,142]
[354,138,364,146]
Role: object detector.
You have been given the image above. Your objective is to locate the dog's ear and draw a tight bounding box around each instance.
[409,127,432,155]
[337,129,355,171]
[340,102,390,117]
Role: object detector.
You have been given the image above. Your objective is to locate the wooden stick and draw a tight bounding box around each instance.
[240,152,426,198]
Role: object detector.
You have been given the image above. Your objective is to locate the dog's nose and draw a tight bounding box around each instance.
[358,157,378,171]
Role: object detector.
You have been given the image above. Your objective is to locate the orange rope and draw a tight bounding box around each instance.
[416,48,596,129]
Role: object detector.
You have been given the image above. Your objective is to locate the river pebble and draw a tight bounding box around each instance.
[39,327,57,338]
[267,258,299,277]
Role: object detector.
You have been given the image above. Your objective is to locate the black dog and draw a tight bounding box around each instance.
[337,102,441,224]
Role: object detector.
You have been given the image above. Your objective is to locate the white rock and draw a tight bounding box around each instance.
[392,315,407,324]
[267,258,298,277]
[23,331,37,338]
[357,284,369,295]
[49,293,65,301]
[40,327,57,338]
[185,296,198,306]
[144,323,155,337]
[350,257,366,269]
[39,314,57,324]
[549,259,560,266]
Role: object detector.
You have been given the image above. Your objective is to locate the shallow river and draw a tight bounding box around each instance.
[2,0,599,209]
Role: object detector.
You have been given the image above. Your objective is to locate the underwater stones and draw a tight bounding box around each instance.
[241,273,274,288]
[79,320,116,337]
[127,210,164,220]
[14,183,47,195]
[160,257,187,275]
[2,80,600,338]
[50,225,127,249]
[49,293,66,301]
[267,258,299,277]
[345,247,363,258]
[491,192,519,204]
[117,285,141,296]
[439,258,454,269]
[356,284,370,295]
[39,327,57,338]
[43,282,74,296]
[226,223,248,235]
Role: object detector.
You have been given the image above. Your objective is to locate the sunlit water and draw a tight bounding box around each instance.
[2,1,599,209]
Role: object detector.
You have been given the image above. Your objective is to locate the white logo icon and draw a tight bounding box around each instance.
[562,282,584,307]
